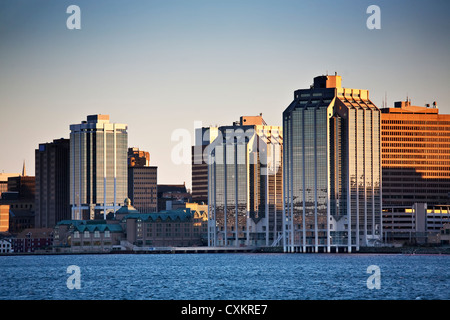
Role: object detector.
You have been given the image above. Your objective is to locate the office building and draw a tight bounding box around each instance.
[192,126,218,204]
[128,147,158,213]
[0,168,36,233]
[0,173,20,199]
[207,115,283,247]
[381,100,450,206]
[0,205,9,232]
[70,114,128,220]
[53,219,123,253]
[35,138,70,228]
[157,184,191,211]
[283,74,382,253]
[7,175,35,201]
[382,203,450,245]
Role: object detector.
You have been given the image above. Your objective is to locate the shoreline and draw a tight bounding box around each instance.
[1,246,450,256]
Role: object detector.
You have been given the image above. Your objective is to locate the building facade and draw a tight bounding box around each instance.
[120,201,208,247]
[381,101,450,206]
[128,147,158,213]
[0,205,9,232]
[0,239,12,253]
[53,219,123,253]
[283,75,382,253]
[70,114,128,220]
[0,174,36,233]
[128,166,158,213]
[11,228,53,253]
[53,200,208,252]
[382,203,450,245]
[0,173,20,199]
[192,126,218,204]
[207,115,283,247]
[128,147,150,167]
[35,138,70,228]
[157,184,191,211]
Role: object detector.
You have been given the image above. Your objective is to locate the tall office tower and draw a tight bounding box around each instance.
[283,74,382,253]
[381,100,450,206]
[70,115,128,220]
[35,138,70,228]
[128,147,158,213]
[207,115,283,247]
[192,126,218,204]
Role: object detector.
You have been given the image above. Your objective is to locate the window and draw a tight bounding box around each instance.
[104,230,110,238]
[94,231,100,238]
[84,231,90,238]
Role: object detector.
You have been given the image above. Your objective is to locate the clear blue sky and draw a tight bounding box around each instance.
[1,0,449,189]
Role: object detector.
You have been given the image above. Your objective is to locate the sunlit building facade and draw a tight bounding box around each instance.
[380,101,450,206]
[208,116,283,247]
[70,115,128,220]
[283,75,382,252]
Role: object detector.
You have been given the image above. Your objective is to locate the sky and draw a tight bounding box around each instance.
[1,0,449,190]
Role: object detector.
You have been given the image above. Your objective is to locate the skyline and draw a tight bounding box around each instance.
[1,0,450,190]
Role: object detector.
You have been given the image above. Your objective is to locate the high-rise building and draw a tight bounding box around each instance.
[7,175,35,200]
[283,74,382,253]
[207,115,283,247]
[192,126,218,204]
[35,138,70,228]
[128,147,158,213]
[380,100,450,206]
[70,114,128,220]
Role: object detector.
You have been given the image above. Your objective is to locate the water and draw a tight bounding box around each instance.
[0,253,449,300]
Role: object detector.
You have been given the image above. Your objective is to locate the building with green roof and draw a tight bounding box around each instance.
[52,199,208,252]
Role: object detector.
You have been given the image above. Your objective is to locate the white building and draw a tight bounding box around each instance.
[70,115,128,220]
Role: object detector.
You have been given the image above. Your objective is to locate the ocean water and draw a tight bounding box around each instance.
[0,253,448,300]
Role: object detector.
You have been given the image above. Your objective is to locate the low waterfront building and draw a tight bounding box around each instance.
[0,239,12,253]
[382,203,450,245]
[53,199,208,252]
[120,200,208,247]
[440,224,450,245]
[53,220,123,253]
[12,228,53,253]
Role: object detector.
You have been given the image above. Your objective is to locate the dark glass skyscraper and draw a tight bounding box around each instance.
[70,115,128,220]
[283,75,382,252]
[35,138,70,228]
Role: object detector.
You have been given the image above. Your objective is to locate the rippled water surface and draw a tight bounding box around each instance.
[0,253,448,300]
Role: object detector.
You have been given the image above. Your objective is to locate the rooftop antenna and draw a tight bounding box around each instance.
[22,160,26,177]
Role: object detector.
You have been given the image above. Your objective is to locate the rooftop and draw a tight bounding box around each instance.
[381,100,439,114]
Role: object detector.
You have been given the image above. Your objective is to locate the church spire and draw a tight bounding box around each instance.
[22,160,26,176]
